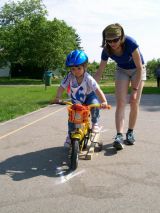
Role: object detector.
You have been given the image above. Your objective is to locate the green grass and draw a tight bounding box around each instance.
[0,77,44,85]
[0,77,61,85]
[101,85,160,94]
[0,79,159,122]
[0,86,59,122]
[100,79,160,94]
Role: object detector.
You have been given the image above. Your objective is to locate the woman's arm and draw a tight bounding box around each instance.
[94,60,107,82]
[132,48,143,90]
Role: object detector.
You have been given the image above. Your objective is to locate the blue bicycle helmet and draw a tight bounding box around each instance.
[65,50,88,67]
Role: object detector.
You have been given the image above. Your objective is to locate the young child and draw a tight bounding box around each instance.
[52,50,108,147]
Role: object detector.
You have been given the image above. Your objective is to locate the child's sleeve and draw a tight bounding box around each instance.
[88,75,100,92]
[60,72,71,89]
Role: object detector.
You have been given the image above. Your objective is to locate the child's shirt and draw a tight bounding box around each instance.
[61,72,100,104]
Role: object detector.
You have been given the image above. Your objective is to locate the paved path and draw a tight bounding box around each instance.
[0,94,160,213]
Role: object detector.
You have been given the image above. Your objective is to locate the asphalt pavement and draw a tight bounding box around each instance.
[0,94,160,213]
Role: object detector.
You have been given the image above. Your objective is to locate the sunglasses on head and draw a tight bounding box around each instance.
[106,37,121,43]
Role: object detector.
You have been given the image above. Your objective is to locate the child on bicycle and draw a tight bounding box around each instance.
[51,50,108,147]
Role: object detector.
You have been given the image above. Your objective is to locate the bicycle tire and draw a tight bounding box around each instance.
[70,139,79,171]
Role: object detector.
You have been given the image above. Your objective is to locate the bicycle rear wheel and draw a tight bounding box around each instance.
[70,139,79,171]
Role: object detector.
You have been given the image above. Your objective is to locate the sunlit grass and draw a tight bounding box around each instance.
[0,86,58,122]
[0,80,159,122]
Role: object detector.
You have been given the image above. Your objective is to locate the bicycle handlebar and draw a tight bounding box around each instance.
[52,100,111,109]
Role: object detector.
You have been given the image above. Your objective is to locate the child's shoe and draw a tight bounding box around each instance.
[113,134,124,150]
[64,135,71,148]
[92,123,100,133]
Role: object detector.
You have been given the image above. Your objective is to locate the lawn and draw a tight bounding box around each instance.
[0,79,159,122]
[0,86,58,122]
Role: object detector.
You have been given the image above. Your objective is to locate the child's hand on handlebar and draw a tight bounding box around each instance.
[101,102,109,109]
[50,97,61,104]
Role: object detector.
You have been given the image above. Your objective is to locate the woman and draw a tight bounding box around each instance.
[94,23,146,150]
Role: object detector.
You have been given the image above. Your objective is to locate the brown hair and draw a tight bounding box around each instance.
[101,23,125,56]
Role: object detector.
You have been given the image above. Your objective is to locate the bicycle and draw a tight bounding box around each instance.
[55,100,111,171]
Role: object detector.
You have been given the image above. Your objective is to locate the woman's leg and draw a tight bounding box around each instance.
[129,80,144,129]
[115,80,130,133]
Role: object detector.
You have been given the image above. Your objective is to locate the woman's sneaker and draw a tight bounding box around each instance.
[64,135,71,148]
[113,134,124,150]
[126,131,135,145]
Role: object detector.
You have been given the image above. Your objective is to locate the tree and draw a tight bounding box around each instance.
[0,0,47,26]
[0,0,81,78]
[0,0,48,70]
[146,58,160,79]
[88,61,99,75]
[41,18,80,70]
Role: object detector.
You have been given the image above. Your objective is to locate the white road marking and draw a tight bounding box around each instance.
[0,107,65,140]
[55,168,85,184]
[98,126,109,133]
[100,129,109,133]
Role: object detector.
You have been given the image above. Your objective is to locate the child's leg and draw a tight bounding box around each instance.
[65,98,76,146]
[64,121,75,147]
[85,92,100,130]
[69,98,76,133]
[90,108,100,124]
[68,121,75,134]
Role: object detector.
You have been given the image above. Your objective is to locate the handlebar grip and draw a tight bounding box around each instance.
[89,104,111,109]
[58,100,66,105]
[57,100,72,105]
[106,105,111,109]
[50,100,66,105]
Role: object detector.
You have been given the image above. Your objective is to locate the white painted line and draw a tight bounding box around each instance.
[100,129,109,133]
[55,168,85,184]
[97,126,109,133]
[0,107,65,140]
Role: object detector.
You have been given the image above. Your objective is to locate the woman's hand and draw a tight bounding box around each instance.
[129,90,138,103]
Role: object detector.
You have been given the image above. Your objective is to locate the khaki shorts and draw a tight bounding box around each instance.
[115,65,147,81]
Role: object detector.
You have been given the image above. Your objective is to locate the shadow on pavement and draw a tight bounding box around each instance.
[139,94,160,112]
[0,147,71,181]
[103,143,118,156]
[106,94,160,112]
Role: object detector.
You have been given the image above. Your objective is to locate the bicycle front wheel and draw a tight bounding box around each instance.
[70,139,79,171]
